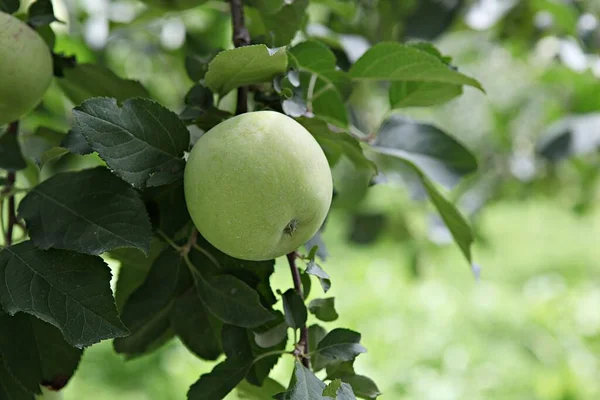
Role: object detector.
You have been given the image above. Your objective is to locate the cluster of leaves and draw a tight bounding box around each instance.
[0,0,486,399]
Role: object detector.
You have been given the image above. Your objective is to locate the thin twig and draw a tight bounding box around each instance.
[230,0,250,114]
[287,252,310,368]
[2,122,19,246]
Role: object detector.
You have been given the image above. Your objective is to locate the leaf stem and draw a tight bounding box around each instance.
[230,0,250,114]
[2,122,20,246]
[252,349,292,365]
[286,252,310,368]
[156,229,182,251]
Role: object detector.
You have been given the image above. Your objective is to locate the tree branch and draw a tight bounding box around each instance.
[230,0,250,114]
[287,252,310,368]
[2,121,19,246]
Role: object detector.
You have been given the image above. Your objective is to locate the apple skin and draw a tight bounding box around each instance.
[184,111,333,261]
[0,12,53,126]
[141,0,200,10]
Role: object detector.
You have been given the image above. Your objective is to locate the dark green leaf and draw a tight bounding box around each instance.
[308,298,338,322]
[196,274,275,328]
[58,64,149,106]
[308,324,328,372]
[114,248,191,356]
[205,45,288,96]
[170,289,222,360]
[332,156,372,209]
[143,181,190,236]
[306,261,331,293]
[304,230,329,261]
[27,0,58,27]
[299,270,311,300]
[61,129,93,155]
[111,240,166,311]
[342,375,381,400]
[187,357,250,400]
[348,213,387,245]
[315,329,367,365]
[403,0,463,40]
[0,0,19,14]
[19,167,152,255]
[237,377,286,399]
[389,81,462,108]
[323,379,356,399]
[0,242,128,348]
[187,325,253,400]
[282,289,307,330]
[184,54,210,82]
[0,313,82,394]
[0,128,26,171]
[325,361,355,380]
[0,361,32,400]
[289,41,350,127]
[189,108,233,131]
[71,98,189,188]
[261,0,308,47]
[374,116,478,187]
[278,361,327,400]
[350,42,483,91]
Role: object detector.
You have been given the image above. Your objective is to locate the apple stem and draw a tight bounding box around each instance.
[2,121,19,246]
[286,251,311,368]
[230,0,250,115]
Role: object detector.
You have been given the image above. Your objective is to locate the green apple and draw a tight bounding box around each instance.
[0,12,53,126]
[184,111,333,261]
[141,0,200,10]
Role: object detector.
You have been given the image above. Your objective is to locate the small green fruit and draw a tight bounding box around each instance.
[141,0,200,10]
[0,12,53,126]
[184,111,333,261]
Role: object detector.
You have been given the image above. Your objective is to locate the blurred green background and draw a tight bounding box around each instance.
[10,0,600,399]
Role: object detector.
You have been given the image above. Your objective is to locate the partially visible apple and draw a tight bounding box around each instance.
[184,111,333,261]
[0,12,53,126]
[141,0,200,10]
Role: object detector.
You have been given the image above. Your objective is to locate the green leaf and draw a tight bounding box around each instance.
[308,298,338,322]
[196,274,275,328]
[342,375,381,400]
[0,128,26,171]
[389,81,462,108]
[39,147,69,168]
[237,377,286,399]
[282,289,307,330]
[246,0,286,15]
[289,41,350,127]
[323,379,356,399]
[114,248,191,357]
[0,313,82,394]
[296,117,373,171]
[253,321,288,349]
[299,270,311,300]
[58,64,149,106]
[373,116,477,187]
[170,289,223,360]
[325,361,355,380]
[205,45,288,96]
[179,84,214,122]
[403,0,463,40]
[19,167,152,256]
[350,42,483,91]
[372,148,474,265]
[332,156,372,209]
[308,324,328,372]
[278,361,327,400]
[0,361,32,400]
[187,358,250,400]
[0,242,128,348]
[261,0,308,47]
[110,240,166,311]
[27,0,59,27]
[0,0,20,14]
[143,182,190,237]
[315,329,367,366]
[71,97,190,188]
[187,325,253,400]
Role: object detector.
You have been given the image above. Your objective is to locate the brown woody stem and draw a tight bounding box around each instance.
[230,0,250,114]
[287,252,310,368]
